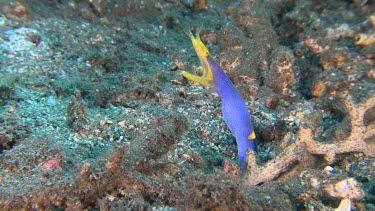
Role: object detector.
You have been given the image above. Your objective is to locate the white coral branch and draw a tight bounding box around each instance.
[244,94,375,186]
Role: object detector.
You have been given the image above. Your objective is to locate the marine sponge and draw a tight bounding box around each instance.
[244,93,375,186]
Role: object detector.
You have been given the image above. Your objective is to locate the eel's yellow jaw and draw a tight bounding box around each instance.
[181,29,214,87]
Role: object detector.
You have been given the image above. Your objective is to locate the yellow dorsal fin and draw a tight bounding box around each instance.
[248,130,256,140]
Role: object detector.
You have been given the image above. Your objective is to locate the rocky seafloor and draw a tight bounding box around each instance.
[0,0,374,210]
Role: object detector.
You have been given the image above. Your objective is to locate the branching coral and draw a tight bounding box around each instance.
[244,93,375,186]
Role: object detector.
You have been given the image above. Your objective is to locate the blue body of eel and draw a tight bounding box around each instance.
[181,29,256,170]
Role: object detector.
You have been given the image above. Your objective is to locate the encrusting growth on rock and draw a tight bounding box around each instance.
[244,93,375,186]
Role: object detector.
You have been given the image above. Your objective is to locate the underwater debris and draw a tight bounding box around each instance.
[302,35,330,54]
[354,33,375,46]
[365,68,375,80]
[192,0,208,11]
[318,49,351,71]
[295,169,364,210]
[322,178,363,200]
[244,93,375,186]
[1,1,29,19]
[89,0,103,15]
[0,111,30,152]
[219,25,244,52]
[40,158,63,169]
[264,46,296,95]
[179,171,293,210]
[354,15,375,46]
[310,77,326,98]
[81,7,95,21]
[264,96,279,110]
[66,91,88,134]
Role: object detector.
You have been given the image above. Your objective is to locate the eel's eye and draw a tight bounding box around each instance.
[204,51,209,56]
